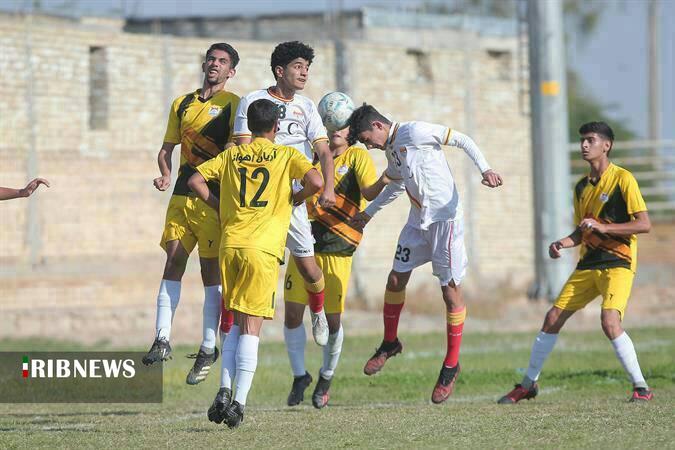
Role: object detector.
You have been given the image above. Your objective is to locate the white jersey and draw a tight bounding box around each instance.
[364,121,491,230]
[233,88,329,160]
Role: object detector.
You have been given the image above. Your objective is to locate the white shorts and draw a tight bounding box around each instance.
[392,219,468,286]
[285,202,315,258]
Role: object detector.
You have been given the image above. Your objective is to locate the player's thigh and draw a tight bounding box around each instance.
[160,195,197,254]
[286,203,315,258]
[597,267,634,321]
[284,256,308,306]
[189,197,221,259]
[392,224,430,273]
[317,254,353,314]
[429,219,468,286]
[553,270,600,312]
[222,248,280,320]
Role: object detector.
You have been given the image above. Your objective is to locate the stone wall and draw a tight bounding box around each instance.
[0,12,532,343]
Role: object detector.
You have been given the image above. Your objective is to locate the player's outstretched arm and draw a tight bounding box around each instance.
[293,168,323,205]
[153,142,175,191]
[0,178,50,201]
[447,131,503,188]
[314,141,336,208]
[187,173,219,213]
[549,228,583,259]
[361,171,392,201]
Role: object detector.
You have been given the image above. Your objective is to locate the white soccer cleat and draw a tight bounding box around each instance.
[310,309,329,346]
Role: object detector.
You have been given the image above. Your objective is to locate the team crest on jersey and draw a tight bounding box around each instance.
[337,165,349,175]
[600,192,609,203]
[208,106,221,117]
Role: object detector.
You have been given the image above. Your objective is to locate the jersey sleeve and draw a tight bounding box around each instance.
[352,148,378,189]
[426,122,453,147]
[306,101,329,147]
[621,172,647,215]
[162,96,182,144]
[196,152,225,182]
[289,147,315,180]
[233,94,251,140]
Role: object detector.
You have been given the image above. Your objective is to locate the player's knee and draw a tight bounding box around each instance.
[163,255,187,279]
[284,304,304,328]
[542,308,565,332]
[600,312,623,339]
[386,271,408,292]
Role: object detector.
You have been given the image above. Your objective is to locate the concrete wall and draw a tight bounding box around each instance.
[0,12,532,343]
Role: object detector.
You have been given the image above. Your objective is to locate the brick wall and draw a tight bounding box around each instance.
[0,12,532,342]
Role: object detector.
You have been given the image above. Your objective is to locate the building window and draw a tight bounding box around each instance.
[89,46,108,130]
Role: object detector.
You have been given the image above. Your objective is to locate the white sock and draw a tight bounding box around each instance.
[611,332,648,389]
[234,334,259,406]
[523,331,558,388]
[284,324,307,377]
[321,325,344,379]
[220,325,240,390]
[201,285,222,352]
[155,279,181,340]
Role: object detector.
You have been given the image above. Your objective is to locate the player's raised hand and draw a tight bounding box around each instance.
[21,178,50,197]
[481,170,503,188]
[548,241,563,259]
[350,211,371,231]
[318,188,336,208]
[153,175,171,191]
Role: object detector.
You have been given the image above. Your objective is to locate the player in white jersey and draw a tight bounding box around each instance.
[233,41,336,404]
[348,104,503,404]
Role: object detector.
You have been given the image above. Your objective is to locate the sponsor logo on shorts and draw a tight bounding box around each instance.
[208,240,214,248]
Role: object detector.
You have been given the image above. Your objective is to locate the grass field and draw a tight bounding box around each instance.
[0,327,673,448]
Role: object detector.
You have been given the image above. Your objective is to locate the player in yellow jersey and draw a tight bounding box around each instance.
[189,99,322,428]
[283,125,391,408]
[498,122,654,404]
[142,43,241,387]
[0,178,50,200]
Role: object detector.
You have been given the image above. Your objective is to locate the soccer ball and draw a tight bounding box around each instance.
[318,91,355,131]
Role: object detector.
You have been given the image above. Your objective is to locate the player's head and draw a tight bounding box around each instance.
[579,121,614,161]
[203,43,239,86]
[347,104,391,150]
[248,99,280,135]
[270,41,314,91]
[329,126,350,152]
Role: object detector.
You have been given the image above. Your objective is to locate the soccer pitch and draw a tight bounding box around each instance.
[1,327,673,448]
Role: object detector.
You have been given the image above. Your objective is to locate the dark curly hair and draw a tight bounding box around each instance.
[270,41,314,79]
[347,104,391,145]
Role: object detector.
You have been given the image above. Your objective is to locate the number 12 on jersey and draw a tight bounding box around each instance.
[238,167,270,207]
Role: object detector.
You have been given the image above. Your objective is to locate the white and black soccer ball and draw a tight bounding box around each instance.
[318,91,355,131]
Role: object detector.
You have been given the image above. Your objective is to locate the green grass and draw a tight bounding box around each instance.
[0,327,673,449]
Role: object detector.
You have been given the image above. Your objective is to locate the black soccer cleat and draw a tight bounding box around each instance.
[224,401,245,429]
[207,387,232,424]
[142,337,172,365]
[287,371,313,406]
[186,347,219,385]
[312,373,332,409]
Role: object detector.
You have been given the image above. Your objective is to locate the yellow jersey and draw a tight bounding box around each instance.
[163,89,240,197]
[574,163,647,272]
[307,146,377,255]
[196,137,314,260]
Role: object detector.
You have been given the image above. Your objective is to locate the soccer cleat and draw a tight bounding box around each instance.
[431,364,461,404]
[207,387,232,424]
[363,338,403,375]
[224,401,245,429]
[310,309,329,346]
[497,383,539,404]
[629,387,653,402]
[311,373,332,409]
[287,371,313,406]
[186,347,219,385]
[142,337,172,365]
